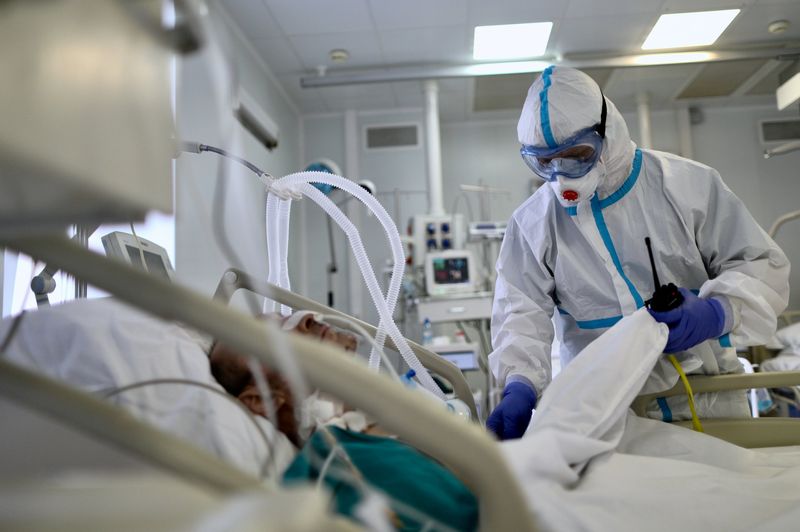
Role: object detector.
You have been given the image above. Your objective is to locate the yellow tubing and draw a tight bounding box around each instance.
[667,354,704,432]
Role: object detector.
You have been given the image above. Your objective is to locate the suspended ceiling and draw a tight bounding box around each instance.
[222,0,800,121]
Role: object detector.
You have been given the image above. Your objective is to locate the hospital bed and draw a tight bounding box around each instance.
[6,236,800,530]
[0,233,536,531]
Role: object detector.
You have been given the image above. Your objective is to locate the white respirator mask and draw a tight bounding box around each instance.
[549,158,605,207]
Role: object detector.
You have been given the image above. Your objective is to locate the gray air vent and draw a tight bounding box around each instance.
[759,118,800,145]
[365,124,419,149]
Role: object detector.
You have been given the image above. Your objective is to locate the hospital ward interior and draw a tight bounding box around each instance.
[5,0,800,530]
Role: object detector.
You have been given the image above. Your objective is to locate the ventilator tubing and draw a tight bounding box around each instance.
[265,172,442,398]
[269,171,404,369]
[265,194,293,316]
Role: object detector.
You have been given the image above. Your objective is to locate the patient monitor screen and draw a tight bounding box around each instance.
[433,257,469,285]
[125,246,170,280]
[440,351,478,371]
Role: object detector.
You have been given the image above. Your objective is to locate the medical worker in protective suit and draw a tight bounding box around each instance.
[487,66,790,440]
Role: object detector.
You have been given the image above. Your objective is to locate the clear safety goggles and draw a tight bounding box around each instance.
[520,94,608,182]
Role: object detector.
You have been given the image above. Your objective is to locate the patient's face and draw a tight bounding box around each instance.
[291,313,358,352]
[208,312,357,445]
[208,313,357,391]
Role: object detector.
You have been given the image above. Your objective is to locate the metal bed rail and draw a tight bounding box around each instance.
[0,358,265,494]
[1,234,537,532]
[632,371,800,448]
[213,268,479,420]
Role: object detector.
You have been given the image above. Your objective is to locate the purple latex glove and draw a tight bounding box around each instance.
[486,381,537,440]
[648,287,727,353]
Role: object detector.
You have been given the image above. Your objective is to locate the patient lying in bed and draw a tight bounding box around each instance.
[9,299,800,531]
[207,311,479,531]
[208,310,360,446]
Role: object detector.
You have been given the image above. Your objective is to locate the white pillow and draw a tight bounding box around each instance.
[0,298,295,478]
[776,321,800,350]
[761,352,800,373]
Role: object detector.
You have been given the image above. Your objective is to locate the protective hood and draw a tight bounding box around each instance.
[518,66,636,197]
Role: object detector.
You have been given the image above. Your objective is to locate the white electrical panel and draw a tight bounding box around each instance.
[408,214,466,265]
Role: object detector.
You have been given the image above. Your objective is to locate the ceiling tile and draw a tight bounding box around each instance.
[473,73,531,111]
[379,27,471,64]
[321,88,397,112]
[277,74,309,98]
[285,77,329,113]
[552,13,660,54]
[368,0,468,30]
[278,73,337,113]
[319,83,393,103]
[229,0,800,118]
[746,60,797,95]
[565,0,666,18]
[582,68,616,90]
[604,64,705,108]
[660,0,757,12]
[222,0,283,39]
[289,31,385,70]
[716,3,800,45]
[264,0,374,35]
[391,81,425,106]
[467,0,569,26]
[251,37,303,75]
[437,78,472,93]
[677,59,768,98]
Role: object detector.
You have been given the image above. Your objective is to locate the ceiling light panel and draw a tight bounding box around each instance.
[473,22,553,61]
[642,9,740,50]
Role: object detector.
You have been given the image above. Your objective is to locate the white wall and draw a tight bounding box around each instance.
[297,114,348,310]
[174,5,301,304]
[621,104,800,310]
[689,106,800,311]
[301,109,428,326]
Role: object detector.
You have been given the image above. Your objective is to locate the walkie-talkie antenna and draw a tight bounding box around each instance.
[645,237,660,289]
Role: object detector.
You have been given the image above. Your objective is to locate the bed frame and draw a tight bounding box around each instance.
[0,234,537,532]
[632,371,800,448]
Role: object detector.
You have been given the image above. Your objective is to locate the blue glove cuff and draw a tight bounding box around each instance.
[503,381,538,409]
[707,297,727,338]
[709,295,733,335]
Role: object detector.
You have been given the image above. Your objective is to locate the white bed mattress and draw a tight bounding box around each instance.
[0,298,295,479]
[502,309,800,531]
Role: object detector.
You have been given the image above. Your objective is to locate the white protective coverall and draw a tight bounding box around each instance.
[490,66,790,420]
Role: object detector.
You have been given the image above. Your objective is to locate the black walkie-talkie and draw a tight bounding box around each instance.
[644,237,683,312]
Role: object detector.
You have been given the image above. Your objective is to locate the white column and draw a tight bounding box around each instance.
[297,117,309,296]
[636,91,653,149]
[344,109,363,318]
[675,104,694,160]
[423,80,445,216]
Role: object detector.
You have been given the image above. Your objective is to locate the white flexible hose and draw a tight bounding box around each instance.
[272,172,404,370]
[277,197,292,316]
[296,183,442,398]
[265,193,280,313]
